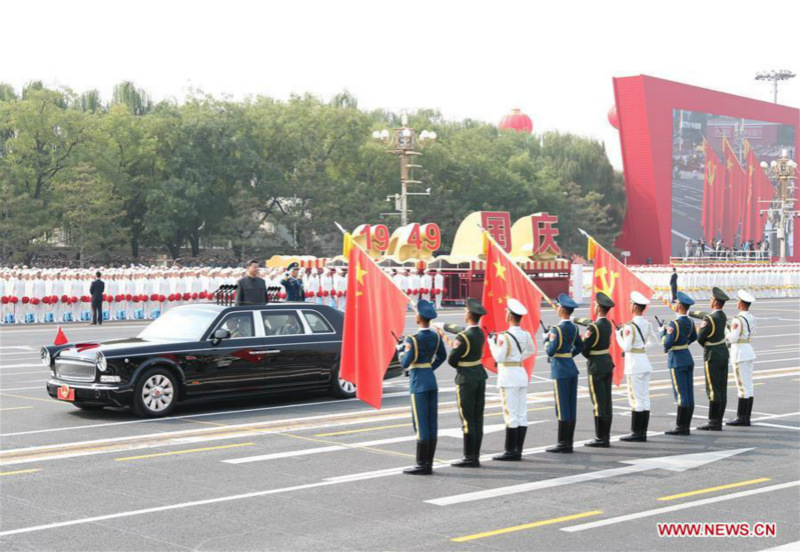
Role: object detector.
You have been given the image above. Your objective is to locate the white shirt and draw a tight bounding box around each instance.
[489,325,535,388]
[727,311,756,363]
[615,315,656,374]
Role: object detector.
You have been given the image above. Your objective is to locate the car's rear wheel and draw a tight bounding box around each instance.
[330,364,356,399]
[73,402,104,411]
[133,367,178,417]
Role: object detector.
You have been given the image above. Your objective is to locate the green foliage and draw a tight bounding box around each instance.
[0,82,626,263]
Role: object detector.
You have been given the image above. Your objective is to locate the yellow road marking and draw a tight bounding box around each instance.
[451,510,603,542]
[316,423,412,437]
[657,478,771,501]
[115,443,254,462]
[0,468,41,476]
[0,406,34,412]
[0,392,70,405]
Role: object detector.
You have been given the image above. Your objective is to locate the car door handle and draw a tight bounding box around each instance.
[251,350,281,355]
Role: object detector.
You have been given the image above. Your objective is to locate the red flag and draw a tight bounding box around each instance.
[722,137,747,246]
[589,240,655,386]
[481,234,544,377]
[702,139,722,243]
[339,236,409,409]
[54,326,68,346]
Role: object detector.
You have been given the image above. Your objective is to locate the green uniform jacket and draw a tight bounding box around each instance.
[575,317,614,375]
[694,310,730,363]
[444,324,488,384]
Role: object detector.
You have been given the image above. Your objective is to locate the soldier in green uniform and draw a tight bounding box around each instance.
[689,287,730,431]
[441,298,488,468]
[574,292,616,447]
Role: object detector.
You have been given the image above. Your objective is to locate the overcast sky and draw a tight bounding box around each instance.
[5,0,799,169]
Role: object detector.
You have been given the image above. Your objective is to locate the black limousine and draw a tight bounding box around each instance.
[43,303,403,417]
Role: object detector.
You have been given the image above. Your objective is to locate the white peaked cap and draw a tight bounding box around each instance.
[507,298,528,316]
[737,290,755,303]
[630,291,650,306]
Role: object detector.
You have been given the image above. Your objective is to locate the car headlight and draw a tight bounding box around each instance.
[41,348,51,367]
[96,351,107,372]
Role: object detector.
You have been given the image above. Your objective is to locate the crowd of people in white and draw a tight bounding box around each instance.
[581,264,800,301]
[0,265,446,324]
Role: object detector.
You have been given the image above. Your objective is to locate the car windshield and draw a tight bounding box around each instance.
[138,307,221,341]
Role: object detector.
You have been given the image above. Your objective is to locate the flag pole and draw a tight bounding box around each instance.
[578,228,673,310]
[477,224,559,313]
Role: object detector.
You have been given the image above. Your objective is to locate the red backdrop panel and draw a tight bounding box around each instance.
[613,75,799,264]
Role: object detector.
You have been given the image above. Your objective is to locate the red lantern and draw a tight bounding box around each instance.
[132,295,140,303]
[199,291,207,299]
[22,296,30,304]
[150,293,158,301]
[61,294,69,303]
[608,105,619,129]
[125,293,132,301]
[182,292,190,301]
[498,108,533,134]
[42,297,50,305]
[191,292,198,300]
[71,296,78,304]
[11,296,19,304]
[159,294,166,302]
[31,298,40,305]
[1,296,8,305]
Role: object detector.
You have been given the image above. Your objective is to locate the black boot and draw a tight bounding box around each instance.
[641,411,650,440]
[726,397,750,426]
[547,420,574,453]
[620,411,643,442]
[473,431,483,465]
[493,427,521,461]
[697,401,723,431]
[665,406,691,435]
[403,441,433,475]
[451,435,474,467]
[516,426,527,456]
[585,417,609,447]
[745,397,754,425]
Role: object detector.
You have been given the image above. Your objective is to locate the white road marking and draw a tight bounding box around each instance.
[224,424,507,464]
[0,386,44,391]
[561,480,800,532]
[753,422,800,431]
[425,449,753,506]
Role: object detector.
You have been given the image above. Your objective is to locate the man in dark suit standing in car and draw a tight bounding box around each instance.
[235,260,268,306]
[90,271,105,325]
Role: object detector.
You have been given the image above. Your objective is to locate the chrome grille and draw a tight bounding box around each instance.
[55,358,96,382]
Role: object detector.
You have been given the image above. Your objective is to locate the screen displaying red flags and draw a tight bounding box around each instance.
[702,138,723,243]
[586,236,655,386]
[339,235,409,409]
[743,142,776,244]
[481,233,543,377]
[722,136,747,246]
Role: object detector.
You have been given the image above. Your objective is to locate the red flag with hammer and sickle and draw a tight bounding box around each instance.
[591,244,655,386]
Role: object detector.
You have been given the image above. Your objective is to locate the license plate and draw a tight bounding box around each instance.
[57,384,75,402]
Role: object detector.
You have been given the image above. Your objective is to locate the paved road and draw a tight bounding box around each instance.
[1,299,798,550]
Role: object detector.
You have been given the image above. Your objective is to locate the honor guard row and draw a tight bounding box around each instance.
[395,285,758,474]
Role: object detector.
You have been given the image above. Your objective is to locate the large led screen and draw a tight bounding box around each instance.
[671,109,795,257]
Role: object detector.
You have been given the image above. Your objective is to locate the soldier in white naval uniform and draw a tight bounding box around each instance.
[488,298,536,461]
[616,291,657,441]
[726,290,757,426]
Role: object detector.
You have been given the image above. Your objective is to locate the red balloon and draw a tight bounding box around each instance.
[11,296,19,304]
[1,297,8,304]
[191,292,198,300]
[608,105,619,129]
[199,291,207,299]
[125,293,132,301]
[61,294,69,303]
[31,298,40,305]
[71,296,78,304]
[22,296,30,304]
[182,292,190,301]
[159,294,166,302]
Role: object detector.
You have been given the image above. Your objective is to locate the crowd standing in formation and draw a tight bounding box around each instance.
[396,287,758,474]
[0,263,448,323]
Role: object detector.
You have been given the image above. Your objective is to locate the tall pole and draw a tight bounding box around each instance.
[400,153,409,227]
[773,79,778,104]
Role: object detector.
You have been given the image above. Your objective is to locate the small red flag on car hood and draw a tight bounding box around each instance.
[54,326,69,346]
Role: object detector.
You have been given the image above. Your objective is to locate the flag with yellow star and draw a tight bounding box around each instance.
[591,241,654,386]
[722,136,747,246]
[340,236,409,409]
[481,235,543,377]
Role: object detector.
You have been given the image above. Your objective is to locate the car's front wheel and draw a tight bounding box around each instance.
[133,367,178,417]
[330,364,356,399]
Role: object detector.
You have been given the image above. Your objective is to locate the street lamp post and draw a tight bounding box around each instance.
[760,149,798,263]
[755,70,796,104]
[372,114,436,226]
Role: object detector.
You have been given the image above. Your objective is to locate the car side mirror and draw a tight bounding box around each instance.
[211,328,231,346]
